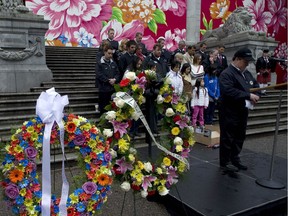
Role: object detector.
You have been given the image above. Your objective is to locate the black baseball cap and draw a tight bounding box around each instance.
[233,48,255,61]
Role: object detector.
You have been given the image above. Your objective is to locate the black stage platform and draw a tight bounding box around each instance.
[139,143,287,216]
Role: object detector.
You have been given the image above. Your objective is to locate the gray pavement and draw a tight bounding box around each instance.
[0,132,286,216]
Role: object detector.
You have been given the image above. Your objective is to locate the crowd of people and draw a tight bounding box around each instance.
[95,28,280,173]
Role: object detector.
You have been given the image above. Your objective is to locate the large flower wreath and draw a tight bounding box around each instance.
[1,114,113,215]
[99,70,194,197]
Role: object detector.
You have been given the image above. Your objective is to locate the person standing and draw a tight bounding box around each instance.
[196,42,208,64]
[216,44,228,77]
[135,32,148,55]
[166,60,183,95]
[183,45,196,65]
[96,45,121,114]
[118,40,137,78]
[256,49,273,95]
[191,53,205,86]
[218,47,260,172]
[157,38,171,63]
[106,28,119,62]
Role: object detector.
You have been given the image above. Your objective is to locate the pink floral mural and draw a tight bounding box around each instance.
[26,0,187,51]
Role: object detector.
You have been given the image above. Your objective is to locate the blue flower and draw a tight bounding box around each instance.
[19,179,29,188]
[16,196,24,205]
[34,191,42,198]
[19,159,29,166]
[58,34,68,44]
[25,121,33,127]
[74,188,84,195]
[20,140,28,148]
[54,205,60,213]
[85,163,91,170]
[90,133,96,139]
[76,202,86,212]
[12,206,19,214]
[91,194,99,201]
[75,128,82,135]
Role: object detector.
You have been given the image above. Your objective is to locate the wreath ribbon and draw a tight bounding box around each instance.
[115,92,190,170]
[36,87,69,216]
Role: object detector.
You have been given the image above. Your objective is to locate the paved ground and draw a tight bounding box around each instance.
[0,132,286,216]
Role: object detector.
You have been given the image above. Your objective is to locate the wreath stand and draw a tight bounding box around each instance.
[255,89,285,189]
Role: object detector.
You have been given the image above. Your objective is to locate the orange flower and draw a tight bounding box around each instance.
[9,169,24,183]
[66,122,77,133]
[97,174,110,186]
[210,0,231,20]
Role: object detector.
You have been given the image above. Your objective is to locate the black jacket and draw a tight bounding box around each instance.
[219,64,259,111]
[96,57,121,92]
[143,54,169,79]
[118,52,136,77]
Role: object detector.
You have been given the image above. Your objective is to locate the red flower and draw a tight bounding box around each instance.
[131,184,141,191]
[148,190,156,196]
[106,137,112,144]
[66,122,77,133]
[120,78,130,87]
[173,115,181,122]
[137,71,146,78]
[113,165,121,175]
[114,131,120,139]
[183,140,189,148]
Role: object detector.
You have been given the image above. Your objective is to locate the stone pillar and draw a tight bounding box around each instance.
[0,4,52,92]
[186,0,201,45]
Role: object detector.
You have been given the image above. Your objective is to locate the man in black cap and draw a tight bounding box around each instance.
[218,47,260,173]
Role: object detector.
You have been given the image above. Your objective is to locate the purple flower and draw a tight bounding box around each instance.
[82,182,97,195]
[24,146,38,160]
[142,175,157,191]
[167,166,178,185]
[172,94,179,104]
[5,183,19,199]
[175,116,189,129]
[104,152,112,162]
[115,157,133,174]
[74,134,86,146]
[111,121,129,137]
[135,76,147,89]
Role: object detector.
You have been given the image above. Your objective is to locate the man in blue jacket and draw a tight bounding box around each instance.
[219,47,260,172]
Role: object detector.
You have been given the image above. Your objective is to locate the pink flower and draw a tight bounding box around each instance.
[267,0,287,34]
[142,175,157,191]
[111,120,129,138]
[25,146,38,160]
[5,183,19,199]
[243,0,272,33]
[82,182,97,195]
[166,166,178,186]
[159,30,177,51]
[174,28,186,44]
[115,157,134,174]
[156,0,186,16]
[175,116,189,129]
[26,0,113,42]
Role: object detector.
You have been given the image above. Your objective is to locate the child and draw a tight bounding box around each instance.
[204,65,220,125]
[191,78,209,127]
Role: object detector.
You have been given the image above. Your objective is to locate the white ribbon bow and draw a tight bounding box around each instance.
[36,87,69,216]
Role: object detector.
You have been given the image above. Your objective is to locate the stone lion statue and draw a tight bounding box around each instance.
[203,7,253,40]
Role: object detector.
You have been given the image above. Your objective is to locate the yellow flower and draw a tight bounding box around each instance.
[24,198,33,207]
[131,84,138,91]
[176,145,183,152]
[188,137,195,146]
[128,154,135,162]
[80,123,91,131]
[175,103,186,113]
[118,138,129,153]
[72,118,81,126]
[14,146,23,153]
[156,167,163,175]
[26,206,37,215]
[137,161,144,170]
[163,157,171,166]
[88,139,97,148]
[11,134,18,141]
[160,179,166,185]
[19,188,26,196]
[87,201,96,212]
[31,132,38,141]
[171,127,180,136]
[84,155,92,163]
[178,161,186,173]
[164,95,172,103]
[70,193,79,204]
[27,126,34,133]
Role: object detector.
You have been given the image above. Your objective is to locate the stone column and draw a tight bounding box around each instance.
[186,0,201,45]
[0,3,52,92]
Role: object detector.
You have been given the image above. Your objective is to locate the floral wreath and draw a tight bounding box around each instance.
[99,70,194,197]
[1,114,113,215]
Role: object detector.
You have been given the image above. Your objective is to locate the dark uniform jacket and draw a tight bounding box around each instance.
[96,57,121,92]
[143,54,169,79]
[216,54,228,76]
[118,52,136,78]
[219,64,259,112]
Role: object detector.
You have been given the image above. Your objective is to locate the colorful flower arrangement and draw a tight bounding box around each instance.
[99,70,194,198]
[1,114,113,215]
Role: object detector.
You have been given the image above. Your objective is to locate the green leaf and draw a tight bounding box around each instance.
[153,8,167,25]
[202,12,208,29]
[200,29,207,35]
[208,19,213,30]
[148,19,157,34]
[111,7,125,24]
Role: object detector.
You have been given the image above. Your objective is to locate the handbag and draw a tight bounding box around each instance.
[191,65,204,78]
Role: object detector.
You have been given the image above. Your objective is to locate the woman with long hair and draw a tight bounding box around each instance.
[191,53,205,86]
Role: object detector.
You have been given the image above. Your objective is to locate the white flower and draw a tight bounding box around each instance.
[141,190,148,198]
[113,97,126,108]
[187,126,194,133]
[109,149,117,158]
[120,181,131,192]
[173,137,183,145]
[129,147,137,155]
[164,77,172,84]
[165,108,175,117]
[103,128,113,138]
[131,111,140,121]
[158,185,169,196]
[144,162,153,173]
[156,95,164,104]
[105,111,116,121]
[124,71,137,81]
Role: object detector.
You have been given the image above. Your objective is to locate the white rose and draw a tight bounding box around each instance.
[165,108,175,117]
[131,111,140,121]
[120,181,131,192]
[128,154,135,162]
[105,111,116,121]
[173,137,183,145]
[113,97,125,108]
[165,77,172,84]
[187,126,194,133]
[141,190,148,198]
[124,72,136,81]
[129,147,137,155]
[103,128,113,138]
[109,149,117,158]
[158,186,169,196]
[144,162,153,173]
[156,95,164,104]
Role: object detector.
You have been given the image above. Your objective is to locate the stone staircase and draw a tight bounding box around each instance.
[0,46,287,145]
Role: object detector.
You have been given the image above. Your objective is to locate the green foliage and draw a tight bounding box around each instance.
[111,7,126,24]
[200,12,214,35]
[148,19,157,34]
[153,9,167,25]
